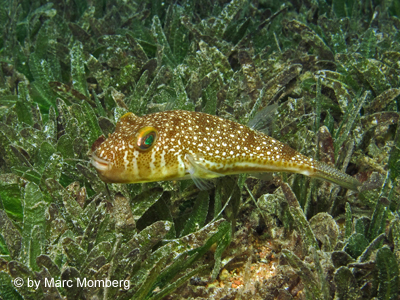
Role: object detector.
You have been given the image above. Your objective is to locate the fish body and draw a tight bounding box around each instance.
[91,110,360,190]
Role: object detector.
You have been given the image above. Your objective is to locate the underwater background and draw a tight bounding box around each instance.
[0,0,400,299]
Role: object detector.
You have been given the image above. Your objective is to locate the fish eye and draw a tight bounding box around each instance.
[136,126,157,151]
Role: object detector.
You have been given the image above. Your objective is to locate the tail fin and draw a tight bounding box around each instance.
[312,161,361,191]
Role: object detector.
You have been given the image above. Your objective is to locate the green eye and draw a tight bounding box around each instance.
[136,126,157,150]
[144,134,154,146]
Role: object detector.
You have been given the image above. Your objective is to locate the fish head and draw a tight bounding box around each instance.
[90,112,167,183]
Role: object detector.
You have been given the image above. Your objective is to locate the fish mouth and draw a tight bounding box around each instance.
[91,154,111,172]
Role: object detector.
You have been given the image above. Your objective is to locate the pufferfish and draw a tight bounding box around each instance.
[90,110,361,190]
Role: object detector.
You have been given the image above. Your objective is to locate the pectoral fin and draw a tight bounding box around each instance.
[185,154,224,190]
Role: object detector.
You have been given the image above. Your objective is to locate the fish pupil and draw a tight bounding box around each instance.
[144,134,154,146]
